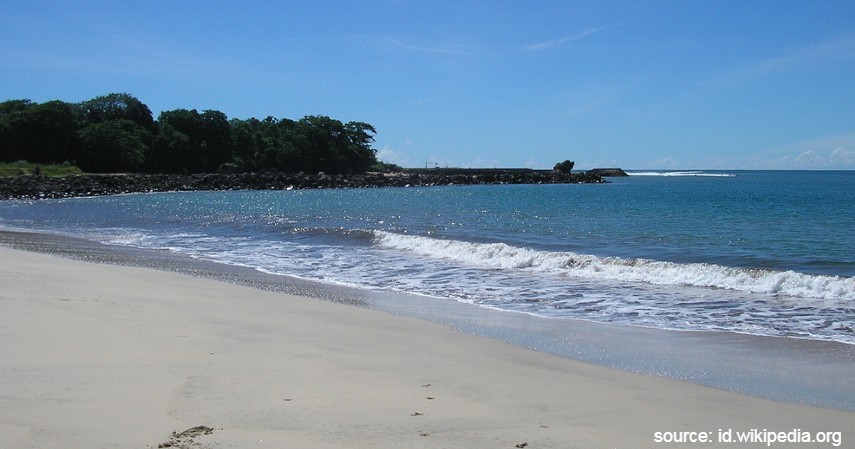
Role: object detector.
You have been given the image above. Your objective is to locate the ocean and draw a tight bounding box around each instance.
[1,170,853,345]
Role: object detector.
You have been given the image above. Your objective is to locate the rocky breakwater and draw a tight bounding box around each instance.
[0,169,605,200]
[587,168,629,177]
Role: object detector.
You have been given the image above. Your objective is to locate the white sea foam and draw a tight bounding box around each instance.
[372,231,855,302]
[628,171,736,177]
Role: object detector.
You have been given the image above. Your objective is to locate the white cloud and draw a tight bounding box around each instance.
[376,146,410,166]
[746,136,855,169]
[830,146,855,165]
[383,37,469,55]
[793,150,822,166]
[705,33,855,86]
[0,32,239,79]
[525,27,605,51]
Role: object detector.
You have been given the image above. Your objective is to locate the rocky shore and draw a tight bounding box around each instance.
[0,169,605,200]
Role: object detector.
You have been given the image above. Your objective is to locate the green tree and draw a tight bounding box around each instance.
[75,93,155,172]
[199,110,233,172]
[297,115,352,174]
[78,119,148,172]
[1,93,380,175]
[0,99,34,116]
[80,93,156,132]
[154,109,205,172]
[0,100,35,162]
[147,122,192,173]
[152,109,234,173]
[229,117,261,171]
[344,121,377,172]
[254,117,301,172]
[0,100,81,164]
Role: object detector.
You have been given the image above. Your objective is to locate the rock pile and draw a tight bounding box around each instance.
[0,170,605,200]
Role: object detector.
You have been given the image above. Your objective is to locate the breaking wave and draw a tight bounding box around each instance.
[372,231,854,302]
[627,171,736,177]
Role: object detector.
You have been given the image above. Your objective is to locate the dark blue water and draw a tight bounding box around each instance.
[2,170,853,343]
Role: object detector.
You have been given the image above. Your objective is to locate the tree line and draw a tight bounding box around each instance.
[0,93,379,174]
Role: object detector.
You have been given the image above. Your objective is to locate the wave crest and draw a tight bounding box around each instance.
[372,231,854,301]
[627,171,736,177]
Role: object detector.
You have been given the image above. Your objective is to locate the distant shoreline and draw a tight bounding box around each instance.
[0,169,607,200]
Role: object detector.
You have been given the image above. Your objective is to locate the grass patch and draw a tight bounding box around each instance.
[0,161,84,177]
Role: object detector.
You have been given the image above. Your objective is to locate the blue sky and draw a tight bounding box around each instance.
[2,1,855,170]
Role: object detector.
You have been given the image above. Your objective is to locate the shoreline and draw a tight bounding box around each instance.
[2,229,855,414]
[2,242,855,448]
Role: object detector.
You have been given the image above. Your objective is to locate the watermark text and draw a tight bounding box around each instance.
[653,428,842,447]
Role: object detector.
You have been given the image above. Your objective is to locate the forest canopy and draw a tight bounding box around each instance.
[0,93,379,174]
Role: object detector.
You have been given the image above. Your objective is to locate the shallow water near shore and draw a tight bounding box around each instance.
[1,170,853,342]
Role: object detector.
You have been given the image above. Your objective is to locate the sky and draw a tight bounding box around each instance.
[2,1,855,170]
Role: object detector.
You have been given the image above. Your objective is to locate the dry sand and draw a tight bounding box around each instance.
[1,246,852,449]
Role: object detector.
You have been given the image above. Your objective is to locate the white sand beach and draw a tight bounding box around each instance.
[1,246,852,449]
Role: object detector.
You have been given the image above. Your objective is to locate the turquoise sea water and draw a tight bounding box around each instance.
[1,170,853,344]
